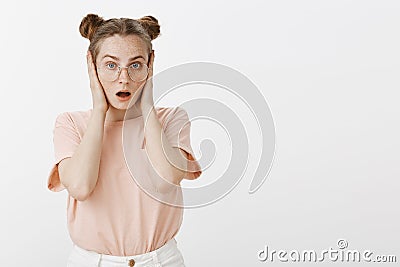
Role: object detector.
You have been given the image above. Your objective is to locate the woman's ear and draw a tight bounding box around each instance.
[148,50,154,65]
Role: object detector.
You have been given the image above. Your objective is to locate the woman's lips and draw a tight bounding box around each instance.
[116,91,132,102]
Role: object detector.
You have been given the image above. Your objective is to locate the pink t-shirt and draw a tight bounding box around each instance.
[47,106,202,256]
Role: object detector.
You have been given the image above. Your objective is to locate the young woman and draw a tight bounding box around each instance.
[47,13,202,267]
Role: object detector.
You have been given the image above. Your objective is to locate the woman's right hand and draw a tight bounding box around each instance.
[86,50,110,114]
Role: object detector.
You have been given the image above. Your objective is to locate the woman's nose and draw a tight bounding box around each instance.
[118,67,130,82]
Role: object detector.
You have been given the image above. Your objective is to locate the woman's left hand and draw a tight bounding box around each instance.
[140,50,155,111]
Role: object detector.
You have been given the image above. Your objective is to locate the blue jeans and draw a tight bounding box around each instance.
[67,238,186,267]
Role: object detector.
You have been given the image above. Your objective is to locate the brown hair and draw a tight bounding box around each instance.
[79,13,161,65]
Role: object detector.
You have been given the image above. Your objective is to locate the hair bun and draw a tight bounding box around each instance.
[79,14,105,41]
[138,15,161,41]
[139,15,158,23]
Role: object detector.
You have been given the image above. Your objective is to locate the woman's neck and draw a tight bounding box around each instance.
[104,103,142,123]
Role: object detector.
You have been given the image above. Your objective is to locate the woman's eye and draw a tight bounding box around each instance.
[106,63,116,69]
[131,62,141,69]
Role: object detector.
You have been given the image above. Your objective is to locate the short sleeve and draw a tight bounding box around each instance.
[47,112,81,192]
[163,107,202,180]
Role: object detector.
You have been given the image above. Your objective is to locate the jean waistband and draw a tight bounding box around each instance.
[72,237,177,265]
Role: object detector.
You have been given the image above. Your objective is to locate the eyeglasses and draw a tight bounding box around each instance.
[96,61,149,82]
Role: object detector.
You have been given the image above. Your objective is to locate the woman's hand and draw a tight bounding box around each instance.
[140,50,155,112]
[87,50,110,114]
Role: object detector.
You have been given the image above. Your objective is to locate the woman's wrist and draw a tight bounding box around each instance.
[92,108,107,119]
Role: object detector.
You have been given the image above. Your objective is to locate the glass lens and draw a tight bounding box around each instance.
[128,63,148,82]
[98,62,119,82]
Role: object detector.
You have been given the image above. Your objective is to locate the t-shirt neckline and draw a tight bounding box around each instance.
[89,109,143,126]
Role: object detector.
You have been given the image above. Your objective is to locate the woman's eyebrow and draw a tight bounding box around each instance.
[102,54,145,61]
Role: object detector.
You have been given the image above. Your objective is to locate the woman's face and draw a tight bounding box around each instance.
[95,34,150,110]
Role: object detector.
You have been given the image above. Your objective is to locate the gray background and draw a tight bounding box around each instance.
[0,0,398,266]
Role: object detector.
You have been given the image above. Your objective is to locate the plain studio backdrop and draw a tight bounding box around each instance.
[0,1,399,266]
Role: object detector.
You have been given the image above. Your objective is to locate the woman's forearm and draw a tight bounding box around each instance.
[59,109,105,200]
[142,106,186,193]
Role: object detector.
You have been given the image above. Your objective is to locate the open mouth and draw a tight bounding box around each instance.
[116,91,131,97]
[116,91,132,101]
